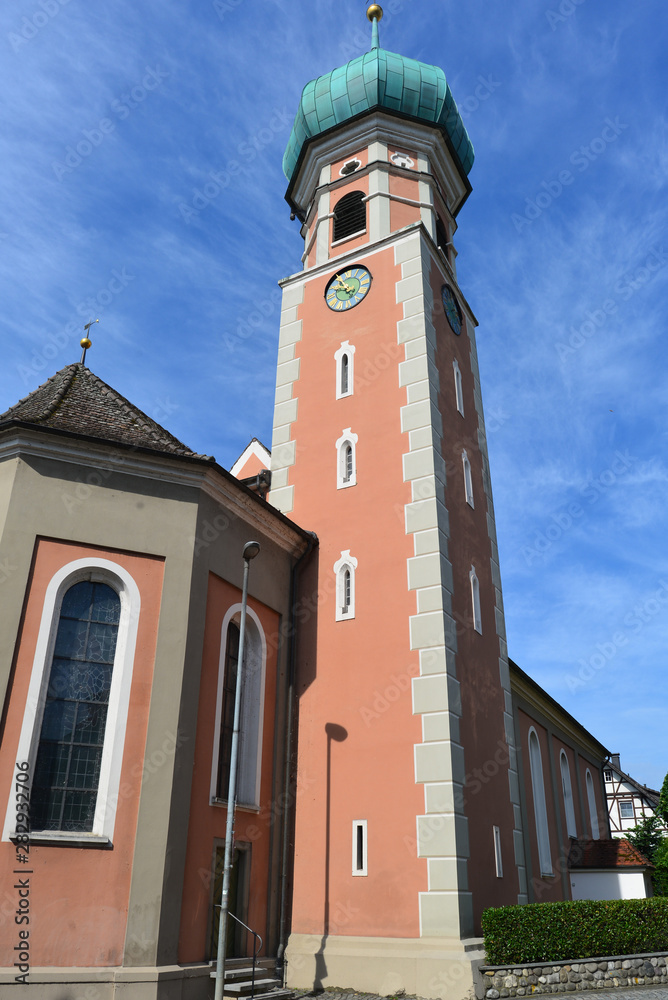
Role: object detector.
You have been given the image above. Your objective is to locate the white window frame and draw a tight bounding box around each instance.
[453,359,464,416]
[528,727,553,876]
[335,341,355,399]
[336,428,358,489]
[334,550,358,622]
[560,750,578,839]
[493,825,503,878]
[469,565,482,634]
[210,605,267,810]
[352,819,368,876]
[586,768,600,839]
[604,768,613,783]
[3,557,141,845]
[619,800,635,820]
[462,450,474,507]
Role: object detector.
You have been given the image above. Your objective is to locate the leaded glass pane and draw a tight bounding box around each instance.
[54,618,89,659]
[87,622,118,663]
[73,703,107,744]
[69,746,103,789]
[31,580,120,833]
[40,700,76,741]
[60,581,94,620]
[62,791,96,831]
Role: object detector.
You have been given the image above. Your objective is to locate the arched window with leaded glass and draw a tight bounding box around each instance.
[31,581,121,833]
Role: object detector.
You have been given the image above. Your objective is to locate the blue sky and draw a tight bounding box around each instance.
[1,0,666,789]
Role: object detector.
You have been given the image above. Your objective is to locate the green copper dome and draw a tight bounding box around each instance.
[283,46,475,185]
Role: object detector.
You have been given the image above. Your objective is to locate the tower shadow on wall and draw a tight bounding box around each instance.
[313,722,348,990]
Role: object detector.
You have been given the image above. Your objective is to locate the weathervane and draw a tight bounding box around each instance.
[80,319,99,364]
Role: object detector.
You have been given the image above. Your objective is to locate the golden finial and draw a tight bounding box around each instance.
[367,4,384,21]
[80,319,99,364]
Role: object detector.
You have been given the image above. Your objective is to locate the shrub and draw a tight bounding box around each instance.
[654,839,668,897]
[481,897,668,965]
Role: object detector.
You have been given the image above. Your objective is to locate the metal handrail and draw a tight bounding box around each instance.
[216,908,263,1000]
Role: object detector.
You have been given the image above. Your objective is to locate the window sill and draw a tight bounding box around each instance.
[337,481,357,490]
[331,230,367,249]
[14,831,112,848]
[210,798,260,814]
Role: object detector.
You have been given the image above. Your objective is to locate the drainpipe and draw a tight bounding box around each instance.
[276,531,317,982]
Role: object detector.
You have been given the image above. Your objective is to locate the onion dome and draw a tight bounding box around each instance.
[283,32,474,187]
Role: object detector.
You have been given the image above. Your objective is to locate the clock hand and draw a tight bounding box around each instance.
[336,275,354,295]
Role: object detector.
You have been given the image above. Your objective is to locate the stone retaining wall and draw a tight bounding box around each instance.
[478,952,668,997]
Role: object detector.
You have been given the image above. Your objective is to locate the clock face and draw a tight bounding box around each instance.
[325,266,372,311]
[441,284,463,335]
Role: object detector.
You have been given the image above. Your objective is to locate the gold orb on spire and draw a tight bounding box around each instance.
[367,4,383,21]
[80,338,92,350]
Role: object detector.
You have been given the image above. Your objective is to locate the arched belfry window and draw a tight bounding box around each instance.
[31,581,120,833]
[335,341,355,399]
[336,428,358,489]
[211,607,266,809]
[333,190,366,243]
[436,217,450,257]
[334,550,358,621]
[528,727,553,876]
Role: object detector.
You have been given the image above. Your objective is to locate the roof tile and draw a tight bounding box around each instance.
[568,838,653,869]
[0,363,211,461]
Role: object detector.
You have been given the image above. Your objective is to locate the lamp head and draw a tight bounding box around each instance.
[243,540,261,561]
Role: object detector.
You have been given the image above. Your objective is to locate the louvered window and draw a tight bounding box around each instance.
[333,191,366,242]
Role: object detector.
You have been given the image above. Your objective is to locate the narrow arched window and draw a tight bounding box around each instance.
[453,359,464,416]
[335,341,355,399]
[333,191,366,243]
[342,569,351,613]
[462,450,474,507]
[216,620,239,801]
[586,769,600,839]
[336,428,358,489]
[334,551,357,621]
[31,581,120,833]
[341,354,349,395]
[344,445,353,483]
[528,728,553,875]
[560,751,577,839]
[469,566,482,634]
[212,608,266,808]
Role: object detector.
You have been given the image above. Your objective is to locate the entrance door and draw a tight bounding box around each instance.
[210,843,252,959]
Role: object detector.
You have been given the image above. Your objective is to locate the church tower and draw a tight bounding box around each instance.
[270,8,527,997]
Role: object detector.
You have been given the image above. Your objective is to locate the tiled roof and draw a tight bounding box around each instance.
[568,838,653,870]
[0,363,211,460]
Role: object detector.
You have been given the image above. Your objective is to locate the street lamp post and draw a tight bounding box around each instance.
[214,540,261,1000]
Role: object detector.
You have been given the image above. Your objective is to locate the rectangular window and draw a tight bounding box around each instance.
[604,769,613,782]
[352,819,367,876]
[493,826,503,878]
[619,800,634,819]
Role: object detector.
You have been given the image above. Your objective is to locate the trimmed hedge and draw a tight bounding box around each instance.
[482,898,668,965]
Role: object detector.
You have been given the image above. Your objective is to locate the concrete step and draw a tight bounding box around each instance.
[222,977,283,995]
